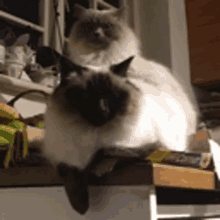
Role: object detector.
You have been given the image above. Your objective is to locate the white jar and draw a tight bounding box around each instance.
[6,45,26,78]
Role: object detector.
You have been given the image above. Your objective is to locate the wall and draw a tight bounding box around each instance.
[0,186,151,220]
[134,0,172,69]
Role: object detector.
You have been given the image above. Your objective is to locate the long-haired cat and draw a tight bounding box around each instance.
[36,46,197,215]
[67,4,141,66]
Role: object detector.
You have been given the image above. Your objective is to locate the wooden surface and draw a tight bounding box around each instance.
[91,163,215,190]
[0,166,62,187]
[91,162,153,186]
[153,163,214,190]
[185,0,220,84]
[0,163,215,190]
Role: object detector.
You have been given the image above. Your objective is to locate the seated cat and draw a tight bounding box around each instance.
[67,4,141,66]
[36,46,198,215]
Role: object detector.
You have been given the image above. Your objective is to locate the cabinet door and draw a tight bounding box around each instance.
[185,0,220,86]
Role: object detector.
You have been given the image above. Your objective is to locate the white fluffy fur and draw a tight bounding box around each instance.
[44,101,100,169]
[129,57,197,139]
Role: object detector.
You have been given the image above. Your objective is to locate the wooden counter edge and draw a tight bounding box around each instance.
[0,163,215,190]
[153,163,215,190]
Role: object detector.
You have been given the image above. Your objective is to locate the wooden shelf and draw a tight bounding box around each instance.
[0,166,62,188]
[0,74,53,103]
[91,163,215,190]
[185,0,220,84]
[0,11,45,33]
[97,0,117,9]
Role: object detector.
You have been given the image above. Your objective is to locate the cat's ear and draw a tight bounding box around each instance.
[36,46,60,67]
[110,56,134,77]
[14,33,30,46]
[74,4,88,18]
[110,7,127,20]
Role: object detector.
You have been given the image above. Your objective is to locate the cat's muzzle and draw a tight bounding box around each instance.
[94,27,105,38]
[89,33,110,48]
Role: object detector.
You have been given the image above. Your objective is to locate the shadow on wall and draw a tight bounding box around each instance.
[136,0,172,69]
[133,0,199,114]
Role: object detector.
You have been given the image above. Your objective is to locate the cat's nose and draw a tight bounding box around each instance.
[94,28,104,38]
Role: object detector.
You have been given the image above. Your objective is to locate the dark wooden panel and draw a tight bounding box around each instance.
[0,166,62,188]
[190,42,220,83]
[157,186,220,205]
[91,163,153,186]
[185,0,220,84]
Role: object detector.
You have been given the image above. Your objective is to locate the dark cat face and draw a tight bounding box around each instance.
[72,4,126,49]
[52,56,134,127]
[63,73,128,126]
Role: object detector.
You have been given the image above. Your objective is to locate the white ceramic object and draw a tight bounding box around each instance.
[0,41,6,71]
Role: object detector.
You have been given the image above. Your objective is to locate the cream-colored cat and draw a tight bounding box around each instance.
[67,4,141,67]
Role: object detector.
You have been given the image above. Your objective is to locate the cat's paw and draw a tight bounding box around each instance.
[91,158,119,177]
